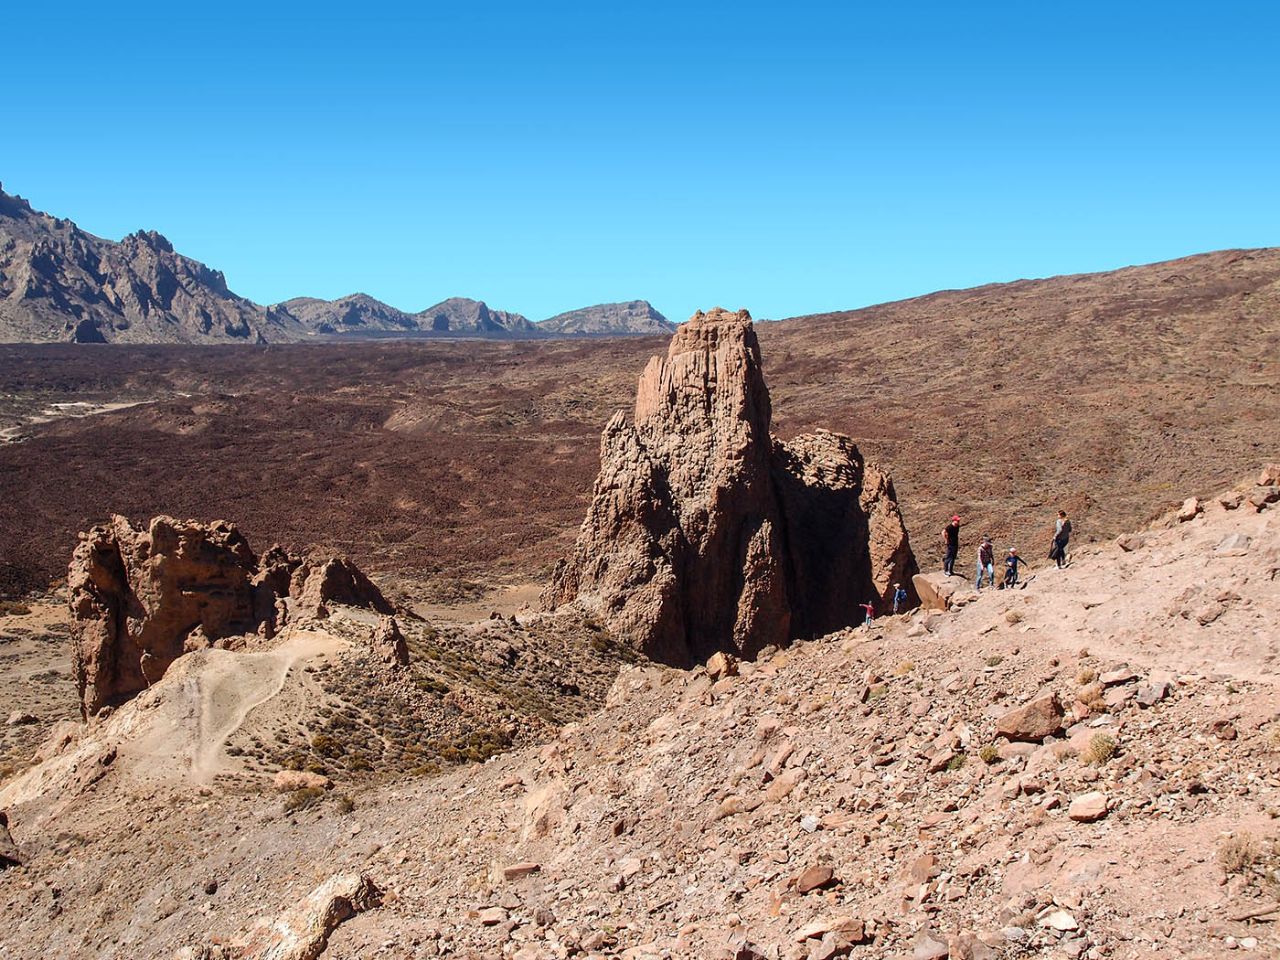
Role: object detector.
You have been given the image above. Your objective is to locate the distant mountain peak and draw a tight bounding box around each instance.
[0,186,296,344]
[538,300,675,336]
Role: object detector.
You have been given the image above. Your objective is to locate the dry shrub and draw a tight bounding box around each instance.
[1219,833,1260,875]
[1077,681,1107,712]
[282,786,325,813]
[1076,667,1097,685]
[1004,609,1024,625]
[1082,733,1116,765]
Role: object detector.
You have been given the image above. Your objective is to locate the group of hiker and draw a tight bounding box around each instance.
[943,510,1072,589]
[868,510,1074,628]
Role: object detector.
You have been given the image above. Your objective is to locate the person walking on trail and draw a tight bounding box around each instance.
[1003,547,1022,588]
[1051,510,1072,568]
[860,601,876,629]
[942,515,961,576]
[892,582,908,614]
[975,535,995,589]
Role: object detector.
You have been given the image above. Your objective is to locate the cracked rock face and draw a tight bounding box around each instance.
[68,515,391,716]
[543,307,917,665]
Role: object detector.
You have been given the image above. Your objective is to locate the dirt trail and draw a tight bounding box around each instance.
[187,629,346,782]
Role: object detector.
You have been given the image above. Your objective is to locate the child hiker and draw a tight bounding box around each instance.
[1003,547,1022,588]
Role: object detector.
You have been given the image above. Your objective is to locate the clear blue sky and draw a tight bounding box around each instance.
[3,2,1277,321]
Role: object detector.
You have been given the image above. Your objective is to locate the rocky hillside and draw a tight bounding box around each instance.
[415,297,537,336]
[0,473,1276,959]
[277,293,417,335]
[538,300,674,336]
[759,246,1280,569]
[0,185,300,344]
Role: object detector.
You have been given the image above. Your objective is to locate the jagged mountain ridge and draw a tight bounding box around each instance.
[0,186,300,344]
[0,185,670,343]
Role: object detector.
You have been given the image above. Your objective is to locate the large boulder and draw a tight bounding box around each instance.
[542,307,917,665]
[912,571,962,611]
[996,692,1065,742]
[69,515,390,716]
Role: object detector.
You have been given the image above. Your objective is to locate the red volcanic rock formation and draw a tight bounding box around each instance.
[543,307,917,665]
[69,515,391,716]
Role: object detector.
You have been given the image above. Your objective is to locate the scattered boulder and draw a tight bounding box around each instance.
[794,916,864,943]
[1068,791,1109,822]
[501,862,541,880]
[5,711,36,726]
[1218,491,1243,511]
[706,651,740,680]
[912,571,960,611]
[272,770,331,793]
[1040,909,1080,931]
[1214,533,1252,556]
[1098,666,1136,687]
[68,515,392,716]
[1177,497,1202,522]
[995,692,1065,742]
[1136,680,1172,707]
[1248,486,1280,511]
[234,873,381,960]
[1258,463,1280,486]
[542,308,917,665]
[1116,532,1152,552]
[795,865,836,893]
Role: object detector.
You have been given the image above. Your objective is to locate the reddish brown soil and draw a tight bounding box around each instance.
[1,248,1277,596]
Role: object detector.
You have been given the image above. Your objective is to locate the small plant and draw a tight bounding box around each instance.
[334,794,356,814]
[1004,609,1024,625]
[945,753,967,772]
[1077,681,1107,713]
[895,661,916,676]
[282,786,325,813]
[1218,833,1261,875]
[985,654,1004,667]
[1076,668,1097,685]
[979,744,1000,764]
[1082,733,1117,765]
[0,601,32,617]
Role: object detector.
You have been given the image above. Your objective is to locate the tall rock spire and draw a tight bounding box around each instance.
[543,307,918,665]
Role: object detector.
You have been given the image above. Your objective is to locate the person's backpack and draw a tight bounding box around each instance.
[1060,519,1072,539]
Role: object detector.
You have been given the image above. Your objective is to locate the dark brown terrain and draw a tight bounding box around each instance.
[1,247,1277,600]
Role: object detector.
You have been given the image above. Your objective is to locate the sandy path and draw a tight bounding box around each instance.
[187,629,345,782]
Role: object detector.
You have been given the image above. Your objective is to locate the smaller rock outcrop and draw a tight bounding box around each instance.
[370,616,410,668]
[69,515,391,717]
